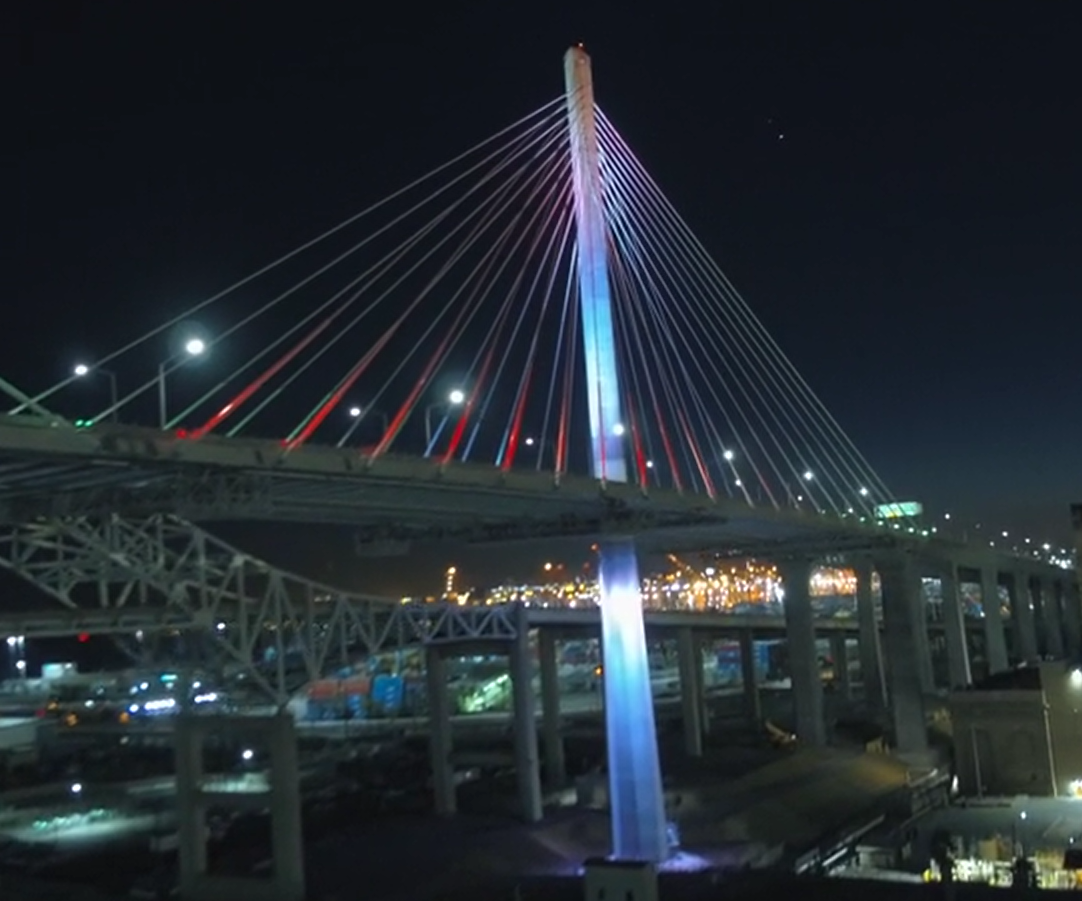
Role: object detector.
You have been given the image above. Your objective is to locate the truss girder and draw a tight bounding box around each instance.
[0,514,519,705]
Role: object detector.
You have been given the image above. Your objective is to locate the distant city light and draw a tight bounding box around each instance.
[802,470,814,481]
[612,423,626,437]
[73,363,90,377]
[722,449,735,461]
[1001,530,1009,538]
[70,782,83,795]
[525,437,535,446]
[448,389,466,405]
[944,513,951,520]
[184,337,206,356]
[645,460,654,469]
[241,748,254,762]
[858,487,869,497]
[348,406,362,417]
[734,479,742,487]
[216,622,226,632]
[543,562,553,572]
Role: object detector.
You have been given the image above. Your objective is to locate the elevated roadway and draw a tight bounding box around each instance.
[0,416,1057,577]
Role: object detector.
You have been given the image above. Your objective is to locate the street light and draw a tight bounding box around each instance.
[241,748,254,762]
[72,363,119,422]
[345,404,388,434]
[722,449,735,461]
[159,337,207,429]
[70,782,83,795]
[612,423,626,437]
[803,470,814,481]
[425,389,466,446]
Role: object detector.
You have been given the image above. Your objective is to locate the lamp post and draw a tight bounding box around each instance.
[348,404,388,432]
[72,363,119,421]
[159,337,206,429]
[424,389,465,447]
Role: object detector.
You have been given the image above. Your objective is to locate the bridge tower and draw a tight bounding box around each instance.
[564,45,668,863]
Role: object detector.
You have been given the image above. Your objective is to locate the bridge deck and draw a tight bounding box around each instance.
[0,417,1047,573]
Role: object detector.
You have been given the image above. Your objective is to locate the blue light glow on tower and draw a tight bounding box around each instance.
[563,45,668,863]
[563,47,627,485]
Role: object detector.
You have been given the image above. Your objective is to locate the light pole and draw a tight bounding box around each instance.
[72,363,119,421]
[7,635,25,682]
[159,337,206,429]
[348,404,388,433]
[521,436,560,469]
[424,389,465,447]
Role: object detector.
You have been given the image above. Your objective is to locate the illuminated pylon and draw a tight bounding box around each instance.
[564,45,668,863]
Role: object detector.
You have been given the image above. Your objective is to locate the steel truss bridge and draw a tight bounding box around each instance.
[0,508,1000,707]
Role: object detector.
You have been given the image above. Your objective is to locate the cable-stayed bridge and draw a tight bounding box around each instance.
[0,83,1059,555]
[1,47,1077,863]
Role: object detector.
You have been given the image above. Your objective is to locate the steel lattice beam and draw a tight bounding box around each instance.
[0,514,518,704]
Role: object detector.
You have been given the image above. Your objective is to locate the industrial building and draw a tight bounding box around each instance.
[950,660,1082,798]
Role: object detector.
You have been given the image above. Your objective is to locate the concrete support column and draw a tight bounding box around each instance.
[1012,573,1040,662]
[695,634,713,737]
[176,714,304,901]
[940,564,972,689]
[979,567,1009,673]
[510,604,543,823]
[538,629,566,788]
[1061,580,1082,657]
[830,633,852,700]
[1038,579,1066,659]
[913,579,936,694]
[425,647,456,816]
[854,558,887,710]
[175,718,207,890]
[876,555,929,760]
[267,714,305,900]
[738,630,763,726]
[676,627,704,757]
[780,558,826,746]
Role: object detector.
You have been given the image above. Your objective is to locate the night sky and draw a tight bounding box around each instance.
[6,3,1081,576]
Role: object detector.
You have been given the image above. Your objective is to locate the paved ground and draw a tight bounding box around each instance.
[303,746,912,901]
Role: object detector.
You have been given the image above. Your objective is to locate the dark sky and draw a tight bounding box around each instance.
[5,2,1081,561]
